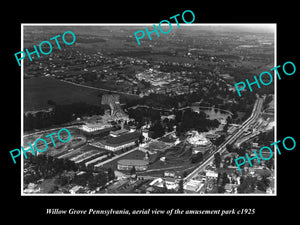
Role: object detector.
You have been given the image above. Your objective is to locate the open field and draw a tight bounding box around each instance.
[24,77,139,111]
[24,77,102,111]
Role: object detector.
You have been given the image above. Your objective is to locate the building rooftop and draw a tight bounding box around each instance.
[110,129,129,136]
[105,131,140,146]
[118,159,149,167]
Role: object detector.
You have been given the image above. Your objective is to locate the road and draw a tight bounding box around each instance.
[183,97,264,183]
[23,125,81,138]
[60,80,140,97]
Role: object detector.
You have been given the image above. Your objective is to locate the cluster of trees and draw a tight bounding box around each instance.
[24,101,105,131]
[175,109,220,134]
[24,154,77,185]
[256,174,271,192]
[237,172,271,193]
[190,152,203,164]
[217,172,230,193]
[125,90,247,114]
[262,94,273,109]
[125,93,179,109]
[24,154,116,190]
[72,168,115,190]
[127,107,161,126]
[227,143,248,156]
[214,152,221,168]
[81,72,98,82]
[211,135,226,147]
[237,175,257,193]
[257,129,274,145]
[149,122,165,139]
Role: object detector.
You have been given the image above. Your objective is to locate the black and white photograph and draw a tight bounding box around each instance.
[21,24,276,195]
[4,4,298,221]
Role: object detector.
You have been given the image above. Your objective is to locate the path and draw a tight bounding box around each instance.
[60,80,139,97]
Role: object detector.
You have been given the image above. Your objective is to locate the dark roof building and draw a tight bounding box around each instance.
[117,159,149,171]
[101,131,141,152]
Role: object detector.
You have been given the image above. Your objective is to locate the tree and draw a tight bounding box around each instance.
[47,99,56,106]
[265,159,274,170]
[214,135,225,146]
[214,152,221,168]
[237,176,257,193]
[191,152,203,163]
[256,180,267,192]
[138,135,144,144]
[236,148,246,156]
[178,179,184,193]
[217,185,225,193]
[149,122,165,139]
[221,172,230,186]
[130,166,136,176]
[55,175,69,186]
[261,174,270,188]
[107,168,115,181]
[182,171,188,178]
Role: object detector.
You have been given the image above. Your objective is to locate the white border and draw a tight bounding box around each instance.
[21,23,277,196]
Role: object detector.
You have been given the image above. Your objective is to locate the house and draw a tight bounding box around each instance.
[164,177,179,190]
[106,179,130,193]
[184,180,204,193]
[23,183,41,194]
[69,185,83,194]
[206,170,218,179]
[149,177,179,190]
[224,184,238,193]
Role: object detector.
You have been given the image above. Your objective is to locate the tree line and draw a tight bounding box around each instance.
[24,154,115,191]
[24,101,105,131]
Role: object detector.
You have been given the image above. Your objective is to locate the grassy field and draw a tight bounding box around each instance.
[24,77,102,111]
[24,77,138,111]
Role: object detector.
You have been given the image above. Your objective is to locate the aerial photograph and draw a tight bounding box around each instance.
[22,24,275,195]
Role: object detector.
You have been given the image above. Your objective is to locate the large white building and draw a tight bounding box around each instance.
[184,180,204,193]
[81,123,113,133]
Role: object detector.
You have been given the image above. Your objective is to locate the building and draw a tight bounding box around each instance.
[101,131,141,152]
[110,129,129,137]
[224,184,238,193]
[23,183,41,194]
[142,129,149,141]
[164,170,177,178]
[206,170,218,179]
[81,123,113,133]
[117,159,149,171]
[164,177,179,190]
[187,131,214,154]
[69,185,83,194]
[149,177,179,190]
[106,179,131,193]
[101,94,129,122]
[183,180,204,193]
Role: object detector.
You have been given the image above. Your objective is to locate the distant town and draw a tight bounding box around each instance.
[23,25,275,194]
